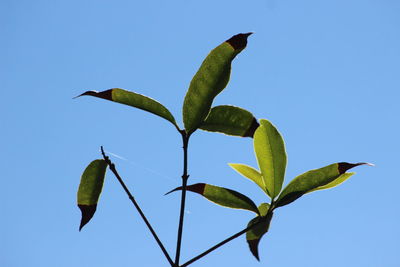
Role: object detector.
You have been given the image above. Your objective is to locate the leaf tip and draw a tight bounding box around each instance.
[73,90,97,99]
[243,118,260,138]
[78,204,97,231]
[338,162,372,174]
[165,183,206,196]
[248,239,261,261]
[164,187,181,196]
[226,32,253,50]
[74,89,113,100]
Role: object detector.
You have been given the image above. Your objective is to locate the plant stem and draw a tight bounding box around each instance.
[175,132,190,266]
[100,146,175,267]
[180,212,272,267]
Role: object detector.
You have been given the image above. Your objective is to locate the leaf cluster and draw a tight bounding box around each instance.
[75,33,370,264]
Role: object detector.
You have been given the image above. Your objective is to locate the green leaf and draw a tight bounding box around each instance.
[246,203,273,261]
[183,33,253,134]
[166,183,259,214]
[228,163,267,194]
[254,119,287,199]
[257,203,270,216]
[308,172,354,193]
[77,159,107,231]
[76,88,178,128]
[275,162,370,208]
[199,105,259,137]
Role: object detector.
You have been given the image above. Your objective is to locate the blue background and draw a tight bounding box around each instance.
[2,1,399,266]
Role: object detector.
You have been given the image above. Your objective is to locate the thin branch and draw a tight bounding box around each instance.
[180,214,271,267]
[100,146,175,267]
[174,131,190,265]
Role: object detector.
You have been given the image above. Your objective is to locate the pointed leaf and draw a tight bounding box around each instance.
[166,183,259,214]
[77,159,107,231]
[276,162,370,208]
[76,88,178,128]
[254,119,287,199]
[246,204,273,261]
[183,33,252,134]
[229,163,267,194]
[200,105,259,137]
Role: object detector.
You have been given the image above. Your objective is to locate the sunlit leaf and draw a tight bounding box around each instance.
[276,162,370,208]
[77,159,107,231]
[254,119,287,199]
[166,183,259,214]
[246,203,273,261]
[257,203,270,216]
[308,172,354,192]
[183,33,253,134]
[228,163,267,194]
[200,105,259,137]
[76,88,178,128]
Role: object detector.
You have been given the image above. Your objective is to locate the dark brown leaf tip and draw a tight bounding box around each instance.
[78,204,97,231]
[337,162,373,174]
[226,32,253,50]
[165,183,206,196]
[186,183,206,194]
[248,239,261,261]
[243,118,260,138]
[74,89,113,100]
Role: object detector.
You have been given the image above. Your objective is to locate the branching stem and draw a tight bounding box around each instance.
[100,146,175,267]
[181,211,273,267]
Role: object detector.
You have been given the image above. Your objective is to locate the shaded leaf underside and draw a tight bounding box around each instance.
[166,183,259,214]
[182,33,252,134]
[77,159,107,231]
[246,203,273,261]
[276,162,370,208]
[200,105,259,137]
[77,88,178,128]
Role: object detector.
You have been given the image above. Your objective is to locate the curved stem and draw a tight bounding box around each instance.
[175,131,190,265]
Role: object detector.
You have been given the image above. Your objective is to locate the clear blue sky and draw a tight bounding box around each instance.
[2,1,399,266]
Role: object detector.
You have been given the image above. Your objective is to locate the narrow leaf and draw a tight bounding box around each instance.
[77,159,107,231]
[183,33,252,134]
[166,183,259,214]
[246,203,273,261]
[200,105,259,137]
[276,162,370,208]
[76,88,178,128]
[254,119,287,199]
[229,163,267,193]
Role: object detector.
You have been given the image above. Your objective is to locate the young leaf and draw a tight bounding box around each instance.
[166,183,259,214]
[76,88,178,128]
[77,159,107,231]
[199,105,259,137]
[246,203,273,261]
[228,163,267,194]
[254,119,287,199]
[275,162,370,208]
[182,33,253,134]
